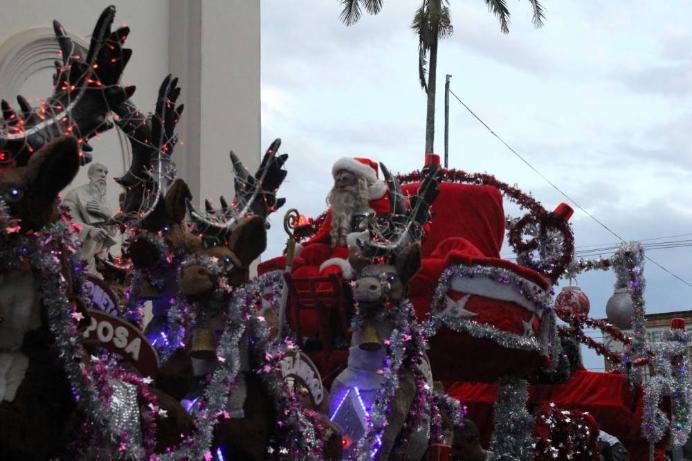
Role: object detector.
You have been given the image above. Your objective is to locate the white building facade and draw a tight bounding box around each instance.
[0,0,260,211]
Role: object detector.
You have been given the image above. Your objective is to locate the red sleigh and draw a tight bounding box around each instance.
[261,165,572,384]
[260,160,670,458]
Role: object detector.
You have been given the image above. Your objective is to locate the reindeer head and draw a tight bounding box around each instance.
[347,162,439,351]
[178,216,267,299]
[179,142,286,361]
[126,178,203,271]
[350,244,421,305]
[0,136,80,233]
[349,243,422,351]
[179,139,287,299]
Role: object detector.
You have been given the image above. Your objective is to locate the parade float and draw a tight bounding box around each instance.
[0,6,689,461]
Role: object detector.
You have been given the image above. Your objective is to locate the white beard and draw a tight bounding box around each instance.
[328,182,370,247]
[91,179,107,200]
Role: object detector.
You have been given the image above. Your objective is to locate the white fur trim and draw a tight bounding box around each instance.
[368,180,388,200]
[332,158,378,183]
[319,257,353,279]
[346,230,369,250]
[449,275,544,316]
[0,352,29,402]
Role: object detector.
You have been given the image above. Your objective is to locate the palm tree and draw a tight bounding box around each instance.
[339,0,545,155]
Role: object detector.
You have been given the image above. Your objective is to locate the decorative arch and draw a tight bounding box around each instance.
[0,26,131,170]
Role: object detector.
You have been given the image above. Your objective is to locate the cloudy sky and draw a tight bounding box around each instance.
[260,1,692,370]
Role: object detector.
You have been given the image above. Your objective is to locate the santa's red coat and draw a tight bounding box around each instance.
[258,193,391,276]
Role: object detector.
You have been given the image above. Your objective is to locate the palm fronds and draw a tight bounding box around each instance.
[413,0,453,92]
[527,0,545,28]
[339,0,384,26]
[485,0,545,33]
[484,0,510,33]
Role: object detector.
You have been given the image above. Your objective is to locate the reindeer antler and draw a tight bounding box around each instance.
[188,138,288,246]
[380,162,407,216]
[114,75,183,225]
[0,6,134,166]
[356,163,440,258]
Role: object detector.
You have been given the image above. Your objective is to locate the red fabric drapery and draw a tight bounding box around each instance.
[445,370,666,460]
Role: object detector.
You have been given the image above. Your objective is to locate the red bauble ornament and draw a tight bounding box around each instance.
[555,286,590,317]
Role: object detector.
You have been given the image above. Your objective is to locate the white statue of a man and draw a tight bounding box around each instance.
[64,162,116,275]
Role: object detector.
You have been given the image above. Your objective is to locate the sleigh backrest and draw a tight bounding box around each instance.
[401,181,504,258]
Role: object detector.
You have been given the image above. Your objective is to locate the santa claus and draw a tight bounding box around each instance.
[259,157,391,279]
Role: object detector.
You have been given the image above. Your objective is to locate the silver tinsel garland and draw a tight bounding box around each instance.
[667,329,692,447]
[244,290,324,459]
[354,323,406,460]
[29,220,147,460]
[642,327,692,446]
[433,392,466,428]
[432,264,553,315]
[564,256,611,281]
[155,287,247,461]
[611,242,647,376]
[424,264,556,359]
[352,298,431,461]
[37,218,249,460]
[488,376,535,461]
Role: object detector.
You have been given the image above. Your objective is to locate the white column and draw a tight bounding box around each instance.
[169,0,261,205]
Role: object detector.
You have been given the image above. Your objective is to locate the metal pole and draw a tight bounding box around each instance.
[444,74,451,168]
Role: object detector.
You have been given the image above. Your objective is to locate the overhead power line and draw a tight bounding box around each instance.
[501,238,692,260]
[576,232,692,249]
[448,88,692,289]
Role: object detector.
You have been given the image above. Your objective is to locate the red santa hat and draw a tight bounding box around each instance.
[332,157,388,200]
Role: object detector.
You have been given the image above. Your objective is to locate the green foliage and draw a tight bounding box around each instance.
[338,0,384,26]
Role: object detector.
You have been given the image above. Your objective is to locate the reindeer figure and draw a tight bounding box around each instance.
[329,162,440,461]
[171,143,291,460]
[0,8,202,457]
[112,74,198,347]
[0,137,82,460]
[0,138,192,460]
[161,143,338,459]
[0,8,136,458]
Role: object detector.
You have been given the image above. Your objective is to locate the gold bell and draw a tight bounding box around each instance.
[190,328,217,360]
[359,324,382,351]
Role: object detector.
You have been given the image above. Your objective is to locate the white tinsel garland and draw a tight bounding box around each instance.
[642,328,692,446]
[488,376,535,461]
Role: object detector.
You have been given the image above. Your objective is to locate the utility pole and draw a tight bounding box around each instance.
[444,74,451,168]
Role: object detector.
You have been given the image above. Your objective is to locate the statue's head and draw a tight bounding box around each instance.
[87,162,108,189]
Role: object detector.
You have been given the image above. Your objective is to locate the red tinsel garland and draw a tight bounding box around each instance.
[555,306,632,346]
[399,169,574,282]
[555,305,631,365]
[559,325,624,365]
